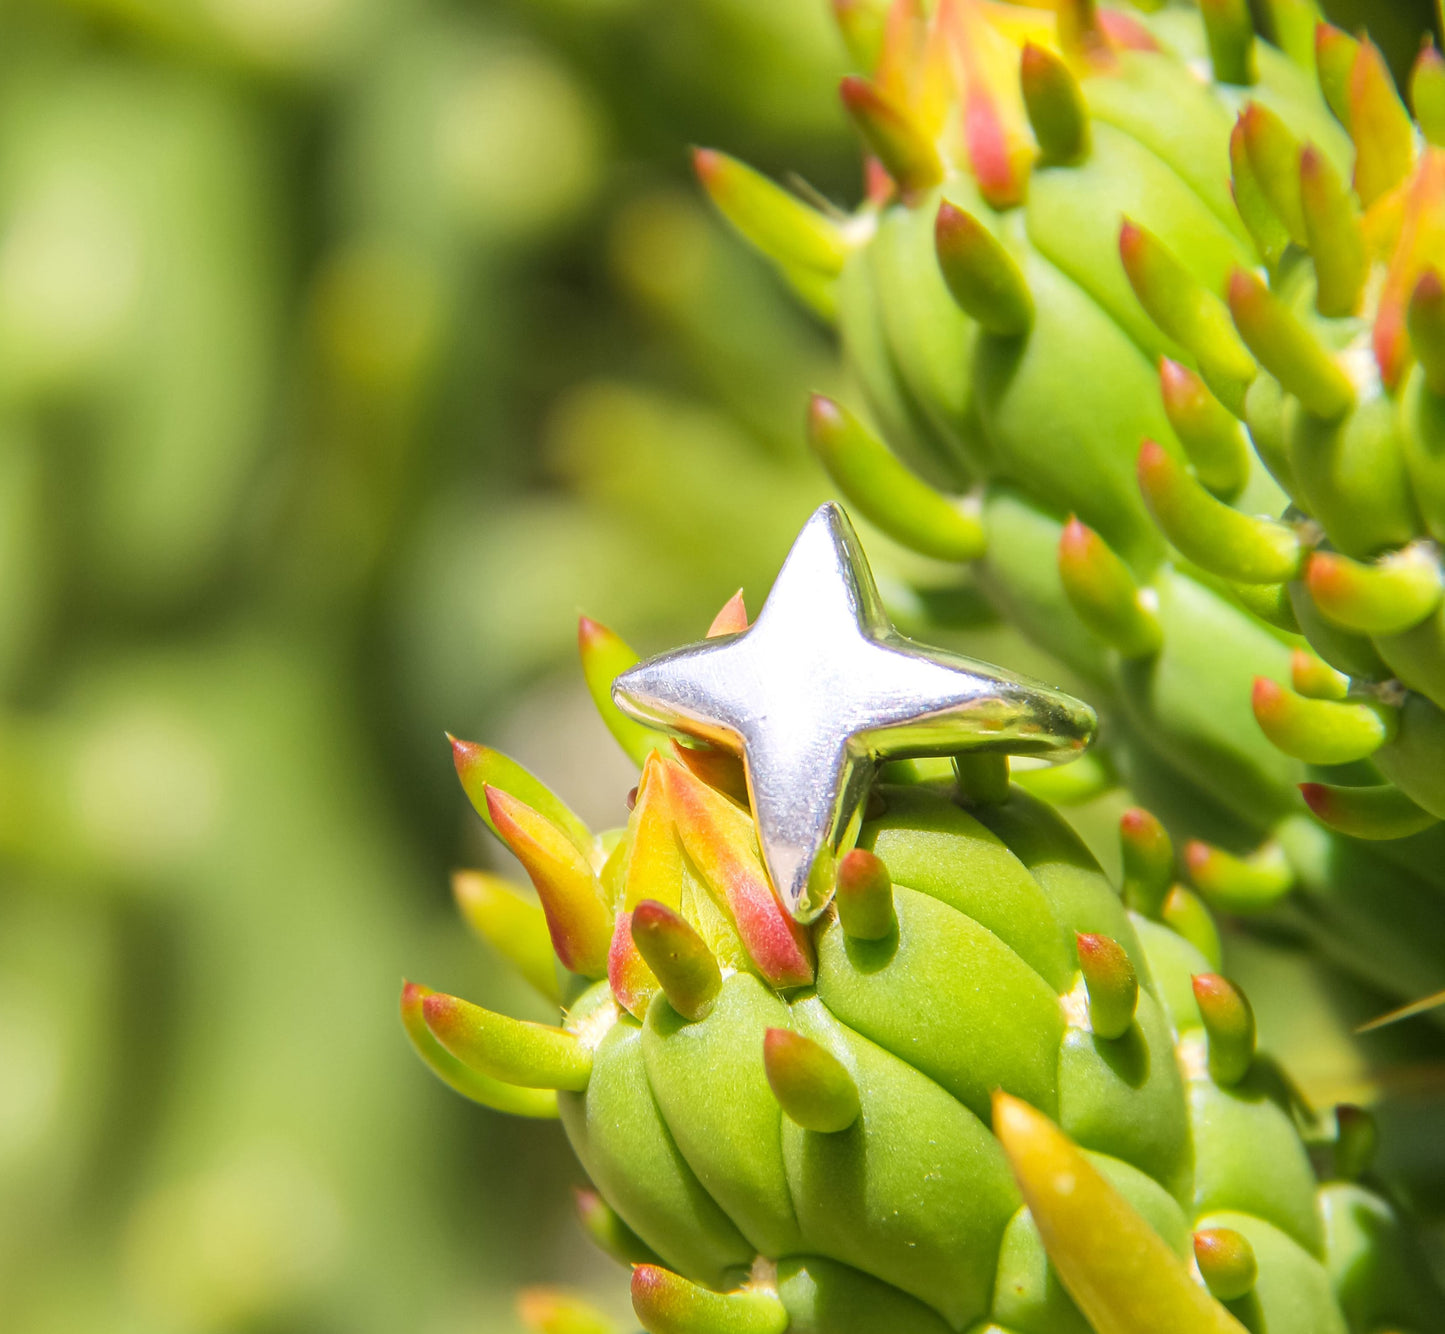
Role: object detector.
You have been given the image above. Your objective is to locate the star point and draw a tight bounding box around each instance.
[614,503,1096,921]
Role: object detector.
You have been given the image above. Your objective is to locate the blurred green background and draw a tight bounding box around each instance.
[0,0,1440,1330]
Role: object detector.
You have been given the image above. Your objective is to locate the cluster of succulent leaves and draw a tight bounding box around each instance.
[694,0,1445,1020]
[406,603,1442,1334]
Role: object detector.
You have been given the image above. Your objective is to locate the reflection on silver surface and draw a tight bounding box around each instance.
[614,502,1096,921]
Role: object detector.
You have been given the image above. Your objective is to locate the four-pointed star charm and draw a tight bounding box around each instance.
[613,503,1096,921]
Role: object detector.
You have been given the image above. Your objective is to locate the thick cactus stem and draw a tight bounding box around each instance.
[630,899,723,1021]
[1120,806,1174,919]
[1020,43,1089,165]
[1137,439,1303,584]
[1119,221,1255,400]
[834,847,896,940]
[1058,517,1163,657]
[992,1093,1248,1334]
[1299,781,1439,839]
[1251,677,1394,764]
[1193,1228,1258,1302]
[579,617,658,766]
[1162,887,1222,970]
[1200,0,1256,86]
[1184,840,1294,914]
[953,752,1011,805]
[1290,647,1348,700]
[1333,1104,1379,1180]
[421,990,593,1091]
[1305,544,1444,636]
[517,1288,618,1334]
[631,1266,788,1334]
[708,590,749,637]
[1227,268,1354,420]
[1315,23,1359,129]
[399,983,559,1118]
[486,786,612,978]
[692,148,849,276]
[1239,103,1306,246]
[1192,974,1256,1085]
[806,396,985,562]
[934,201,1032,336]
[1414,45,1445,146]
[1158,358,1250,499]
[1076,932,1139,1039]
[763,1027,861,1133]
[452,870,561,1003]
[1348,39,1415,208]
[1408,268,1445,396]
[839,76,943,196]
[1299,146,1366,318]
[574,1187,663,1267]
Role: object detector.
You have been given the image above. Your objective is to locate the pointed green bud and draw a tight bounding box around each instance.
[579,617,660,766]
[934,201,1032,336]
[1076,932,1138,1039]
[1020,43,1089,165]
[1239,103,1306,245]
[1333,1104,1378,1180]
[1413,44,1445,146]
[451,736,594,857]
[692,149,849,277]
[1315,23,1359,129]
[1120,806,1174,918]
[834,848,896,940]
[630,899,722,1021]
[830,0,888,70]
[574,1187,662,1267]
[399,982,558,1118]
[839,76,943,196]
[422,989,592,1091]
[1058,517,1162,657]
[992,1093,1248,1334]
[452,870,561,1003]
[1299,781,1438,839]
[486,786,612,978]
[1192,973,1257,1085]
[1349,38,1415,208]
[1227,267,1354,419]
[1299,145,1366,318]
[1290,647,1349,700]
[1408,268,1445,397]
[1137,439,1303,583]
[1229,118,1290,274]
[1158,359,1250,500]
[1305,544,1444,635]
[1193,1228,1258,1302]
[806,396,984,562]
[953,752,1011,805]
[1200,0,1256,86]
[1251,676,1394,764]
[1162,886,1223,970]
[517,1288,618,1334]
[631,1266,787,1334]
[1119,221,1256,402]
[1258,0,1317,68]
[763,1028,861,1133]
[1184,839,1294,913]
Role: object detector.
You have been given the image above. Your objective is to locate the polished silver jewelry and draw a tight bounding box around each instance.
[613,502,1096,922]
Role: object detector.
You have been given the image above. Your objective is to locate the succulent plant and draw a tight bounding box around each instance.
[403,602,1440,1334]
[690,0,1445,1011]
